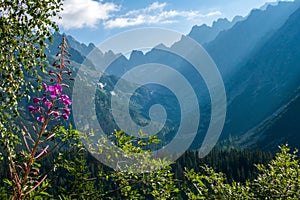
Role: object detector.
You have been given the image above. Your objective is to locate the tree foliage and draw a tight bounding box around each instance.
[0,0,62,123]
[185,144,300,199]
[253,145,300,199]
[0,2,63,184]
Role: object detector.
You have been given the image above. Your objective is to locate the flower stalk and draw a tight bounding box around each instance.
[8,35,74,199]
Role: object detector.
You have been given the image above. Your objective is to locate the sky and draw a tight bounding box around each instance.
[56,0,291,45]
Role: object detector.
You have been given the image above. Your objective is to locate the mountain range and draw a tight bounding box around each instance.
[47,0,300,151]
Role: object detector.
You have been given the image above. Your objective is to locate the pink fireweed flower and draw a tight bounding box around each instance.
[35,107,41,113]
[62,113,69,120]
[48,84,63,99]
[48,70,54,75]
[63,108,71,115]
[37,116,45,123]
[63,99,72,106]
[28,106,35,112]
[60,94,72,106]
[33,98,41,104]
[51,111,60,118]
[28,106,41,113]
[44,100,52,109]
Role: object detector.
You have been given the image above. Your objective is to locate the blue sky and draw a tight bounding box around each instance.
[57,0,289,45]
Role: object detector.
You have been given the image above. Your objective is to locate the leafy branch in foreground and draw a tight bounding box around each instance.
[253,144,300,199]
[185,144,300,200]
[1,1,63,197]
[0,0,62,115]
[76,129,180,200]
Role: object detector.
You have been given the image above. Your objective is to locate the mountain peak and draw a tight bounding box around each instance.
[129,50,144,60]
[187,16,243,44]
[154,43,169,51]
[212,18,230,28]
[88,43,96,49]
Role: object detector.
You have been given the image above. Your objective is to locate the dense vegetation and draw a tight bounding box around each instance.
[1,138,299,199]
[1,1,299,199]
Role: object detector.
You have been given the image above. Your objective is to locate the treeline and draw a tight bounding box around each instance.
[0,144,275,198]
[174,148,274,183]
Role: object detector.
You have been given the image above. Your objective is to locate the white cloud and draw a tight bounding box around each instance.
[57,1,221,30]
[57,0,119,29]
[103,2,221,29]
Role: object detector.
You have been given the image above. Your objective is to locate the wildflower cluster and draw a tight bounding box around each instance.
[6,35,74,199]
[28,36,73,123]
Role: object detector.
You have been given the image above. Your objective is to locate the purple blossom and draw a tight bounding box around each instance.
[48,84,63,99]
[63,108,71,115]
[44,100,52,109]
[62,113,69,120]
[61,94,69,99]
[37,116,45,123]
[28,106,35,112]
[51,111,60,118]
[28,106,40,113]
[63,99,72,106]
[35,107,41,113]
[60,94,72,106]
[33,98,41,104]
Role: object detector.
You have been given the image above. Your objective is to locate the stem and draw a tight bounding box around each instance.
[58,35,66,84]
[18,110,51,199]
[36,141,62,161]
[7,143,20,199]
